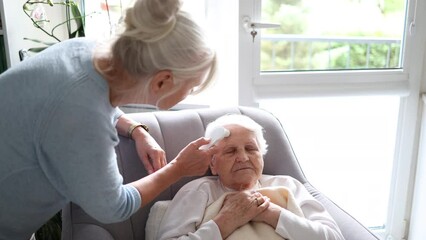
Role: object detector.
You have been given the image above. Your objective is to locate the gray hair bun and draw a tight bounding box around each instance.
[123,0,182,42]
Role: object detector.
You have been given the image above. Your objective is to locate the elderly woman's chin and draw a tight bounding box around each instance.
[229,173,259,190]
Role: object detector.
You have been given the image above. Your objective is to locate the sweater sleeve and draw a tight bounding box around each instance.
[158,186,222,240]
[273,178,345,240]
[36,104,141,223]
[113,107,125,126]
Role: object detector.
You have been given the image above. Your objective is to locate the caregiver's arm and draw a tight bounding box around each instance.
[130,138,216,208]
[116,114,166,174]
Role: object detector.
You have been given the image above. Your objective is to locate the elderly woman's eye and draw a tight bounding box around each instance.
[246,145,258,152]
[223,148,235,155]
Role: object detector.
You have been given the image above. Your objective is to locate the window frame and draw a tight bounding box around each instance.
[239,0,415,101]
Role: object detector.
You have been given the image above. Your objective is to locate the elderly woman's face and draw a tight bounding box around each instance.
[210,124,264,190]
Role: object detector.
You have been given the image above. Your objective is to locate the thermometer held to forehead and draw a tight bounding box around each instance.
[199,126,230,150]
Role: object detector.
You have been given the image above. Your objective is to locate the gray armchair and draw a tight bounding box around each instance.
[61,106,378,240]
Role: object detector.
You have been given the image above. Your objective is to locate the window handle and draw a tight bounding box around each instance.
[242,16,280,42]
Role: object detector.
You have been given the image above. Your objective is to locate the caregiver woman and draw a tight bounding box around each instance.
[0,0,217,239]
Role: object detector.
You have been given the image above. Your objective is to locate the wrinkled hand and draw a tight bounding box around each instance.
[214,191,270,238]
[170,137,218,177]
[251,201,281,228]
[133,130,167,174]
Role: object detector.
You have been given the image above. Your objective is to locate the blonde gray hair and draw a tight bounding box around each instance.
[111,0,216,93]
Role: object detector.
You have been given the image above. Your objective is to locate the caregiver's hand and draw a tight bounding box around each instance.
[129,137,217,208]
[170,137,218,177]
[132,127,167,174]
[115,115,167,174]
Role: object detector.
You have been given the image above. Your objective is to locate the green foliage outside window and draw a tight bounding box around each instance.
[260,0,404,71]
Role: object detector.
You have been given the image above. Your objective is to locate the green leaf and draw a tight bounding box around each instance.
[23,3,31,11]
[69,31,77,38]
[23,37,56,46]
[27,47,48,53]
[35,211,62,240]
[70,3,85,37]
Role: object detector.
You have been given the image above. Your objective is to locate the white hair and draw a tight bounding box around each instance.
[205,114,268,155]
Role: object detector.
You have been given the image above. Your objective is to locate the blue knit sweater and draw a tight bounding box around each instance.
[0,38,141,240]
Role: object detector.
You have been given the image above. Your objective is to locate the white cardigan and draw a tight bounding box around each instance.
[151,175,345,240]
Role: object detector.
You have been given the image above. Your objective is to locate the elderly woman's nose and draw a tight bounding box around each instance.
[235,150,249,162]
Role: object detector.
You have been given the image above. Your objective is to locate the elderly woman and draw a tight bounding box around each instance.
[155,114,345,240]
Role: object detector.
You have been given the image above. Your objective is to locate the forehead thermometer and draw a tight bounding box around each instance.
[199,126,230,150]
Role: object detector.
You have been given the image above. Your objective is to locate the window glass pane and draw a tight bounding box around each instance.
[261,0,406,71]
[259,96,400,230]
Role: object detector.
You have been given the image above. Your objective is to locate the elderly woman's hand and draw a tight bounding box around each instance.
[213,191,270,239]
[252,201,282,229]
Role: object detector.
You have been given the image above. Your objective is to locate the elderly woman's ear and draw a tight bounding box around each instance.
[210,156,218,175]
